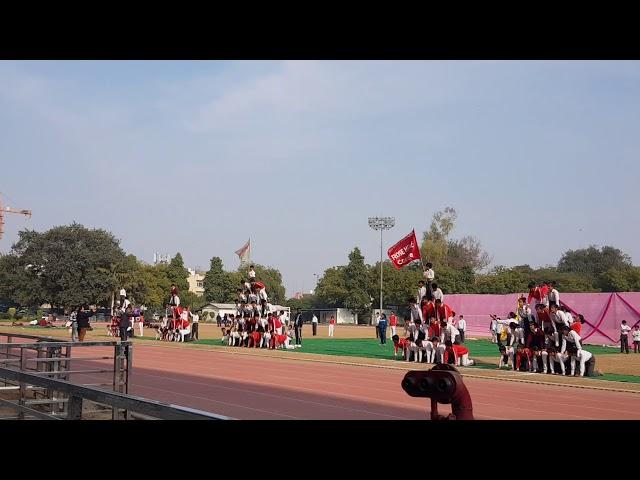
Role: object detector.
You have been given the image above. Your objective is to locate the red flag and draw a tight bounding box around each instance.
[387,229,421,269]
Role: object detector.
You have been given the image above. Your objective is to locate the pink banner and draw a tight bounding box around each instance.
[445,292,640,346]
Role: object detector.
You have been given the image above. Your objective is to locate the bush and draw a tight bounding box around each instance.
[7,307,16,319]
[0,312,10,320]
[15,314,23,320]
[36,309,44,319]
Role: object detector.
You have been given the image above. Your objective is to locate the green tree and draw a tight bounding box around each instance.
[343,247,372,314]
[139,264,172,307]
[420,207,491,273]
[557,245,632,277]
[598,266,640,292]
[167,253,189,293]
[203,257,236,303]
[314,267,348,308]
[286,295,317,311]
[1,224,127,308]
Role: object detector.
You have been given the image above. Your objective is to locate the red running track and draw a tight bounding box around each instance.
[70,344,640,420]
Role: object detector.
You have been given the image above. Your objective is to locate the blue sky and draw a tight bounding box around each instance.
[1,61,639,296]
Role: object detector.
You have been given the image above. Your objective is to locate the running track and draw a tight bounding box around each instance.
[66,344,640,420]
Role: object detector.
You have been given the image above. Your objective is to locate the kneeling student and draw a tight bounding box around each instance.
[443,340,474,366]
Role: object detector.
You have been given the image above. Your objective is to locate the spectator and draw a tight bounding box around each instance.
[294,311,304,347]
[633,325,640,353]
[191,310,200,341]
[328,315,335,337]
[76,306,95,342]
[621,320,631,354]
[457,315,466,343]
[378,313,388,345]
[389,311,398,338]
[311,313,318,336]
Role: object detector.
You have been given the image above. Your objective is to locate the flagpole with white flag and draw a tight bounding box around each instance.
[235,238,251,266]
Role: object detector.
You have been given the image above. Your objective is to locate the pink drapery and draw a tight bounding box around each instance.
[444,292,640,345]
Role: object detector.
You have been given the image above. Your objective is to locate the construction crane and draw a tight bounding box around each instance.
[0,193,32,241]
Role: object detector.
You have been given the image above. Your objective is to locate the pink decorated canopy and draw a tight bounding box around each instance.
[446,293,640,345]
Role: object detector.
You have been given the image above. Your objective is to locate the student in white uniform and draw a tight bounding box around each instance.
[457,315,467,343]
[570,348,594,377]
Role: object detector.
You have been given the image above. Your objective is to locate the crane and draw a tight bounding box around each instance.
[0,193,32,241]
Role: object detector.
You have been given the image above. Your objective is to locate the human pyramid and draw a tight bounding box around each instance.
[490,282,596,377]
[221,265,295,349]
[393,263,475,368]
[393,269,598,377]
[157,285,193,342]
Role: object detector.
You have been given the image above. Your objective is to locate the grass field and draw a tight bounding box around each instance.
[2,323,639,380]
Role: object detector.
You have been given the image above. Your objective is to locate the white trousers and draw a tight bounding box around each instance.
[328,324,334,336]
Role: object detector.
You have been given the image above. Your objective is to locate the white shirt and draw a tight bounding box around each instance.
[632,329,640,342]
[258,288,268,302]
[180,311,189,321]
[248,269,256,279]
[410,305,423,323]
[621,324,632,335]
[457,318,466,331]
[122,298,131,310]
[432,288,444,302]
[191,313,199,323]
[548,288,559,305]
[577,349,593,362]
[417,286,427,303]
[441,324,460,343]
[561,330,582,354]
[552,310,570,328]
[311,315,318,324]
[424,269,435,281]
[120,288,127,297]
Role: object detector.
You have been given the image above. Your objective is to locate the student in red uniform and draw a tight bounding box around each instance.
[442,341,474,366]
[535,304,553,332]
[392,334,410,359]
[515,344,534,371]
[250,330,262,348]
[434,299,452,323]
[571,314,585,335]
[389,312,398,337]
[328,315,336,337]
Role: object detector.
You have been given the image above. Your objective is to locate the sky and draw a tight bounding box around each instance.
[1,60,639,296]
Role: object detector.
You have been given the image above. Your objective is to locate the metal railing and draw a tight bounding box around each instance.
[0,332,132,419]
[0,367,231,420]
[0,331,233,420]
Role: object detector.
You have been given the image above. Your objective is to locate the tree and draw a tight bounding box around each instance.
[286,296,317,311]
[314,267,348,308]
[138,264,172,307]
[447,236,492,271]
[557,245,632,277]
[420,207,491,273]
[2,224,126,308]
[203,257,236,303]
[343,247,372,314]
[421,207,456,266]
[166,253,189,293]
[598,266,640,292]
